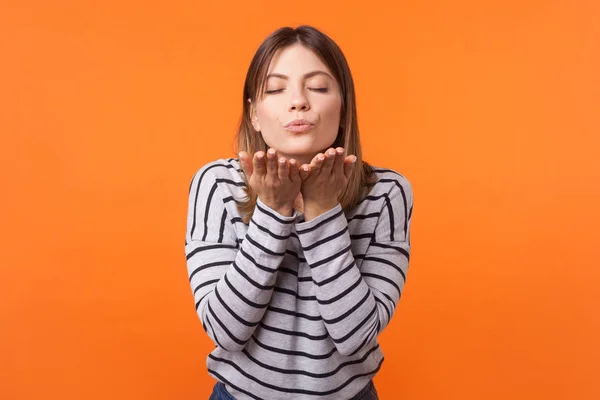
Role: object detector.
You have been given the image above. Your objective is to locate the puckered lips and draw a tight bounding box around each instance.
[284,119,315,133]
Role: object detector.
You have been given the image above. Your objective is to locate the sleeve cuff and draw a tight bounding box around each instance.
[295,203,344,232]
[294,203,352,268]
[295,203,350,252]
[241,198,298,258]
[255,197,299,224]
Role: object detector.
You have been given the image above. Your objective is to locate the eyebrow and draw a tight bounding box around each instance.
[266,70,333,80]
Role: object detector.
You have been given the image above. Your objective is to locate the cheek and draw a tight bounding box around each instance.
[256,109,268,124]
[256,101,282,124]
[318,97,342,122]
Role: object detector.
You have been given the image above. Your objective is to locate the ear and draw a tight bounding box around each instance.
[248,98,261,132]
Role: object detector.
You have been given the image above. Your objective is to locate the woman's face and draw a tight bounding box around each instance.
[250,44,342,164]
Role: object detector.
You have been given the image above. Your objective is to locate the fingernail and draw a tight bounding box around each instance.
[279,158,285,164]
[303,166,309,171]
[318,155,325,161]
[352,156,357,163]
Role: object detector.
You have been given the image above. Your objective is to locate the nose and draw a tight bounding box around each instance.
[288,90,310,112]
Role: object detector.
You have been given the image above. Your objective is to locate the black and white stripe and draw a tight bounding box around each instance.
[185,158,413,400]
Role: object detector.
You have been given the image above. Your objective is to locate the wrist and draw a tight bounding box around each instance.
[274,206,294,217]
[302,201,339,221]
[258,198,294,217]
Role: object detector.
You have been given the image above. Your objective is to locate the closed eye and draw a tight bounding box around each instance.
[264,88,329,94]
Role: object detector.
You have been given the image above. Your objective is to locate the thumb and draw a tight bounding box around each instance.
[343,155,357,179]
[239,151,253,177]
[299,164,311,180]
[289,159,300,183]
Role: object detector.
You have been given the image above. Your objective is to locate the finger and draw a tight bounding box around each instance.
[289,159,300,182]
[239,151,253,177]
[253,151,266,176]
[321,148,337,176]
[266,148,278,179]
[277,156,289,181]
[309,153,325,176]
[343,155,357,179]
[332,147,345,177]
[299,164,311,180]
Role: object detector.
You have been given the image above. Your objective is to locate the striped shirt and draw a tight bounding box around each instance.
[184,158,413,400]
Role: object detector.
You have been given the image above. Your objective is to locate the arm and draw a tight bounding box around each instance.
[185,164,297,352]
[295,181,413,356]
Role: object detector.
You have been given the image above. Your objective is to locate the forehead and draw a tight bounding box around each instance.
[267,44,332,76]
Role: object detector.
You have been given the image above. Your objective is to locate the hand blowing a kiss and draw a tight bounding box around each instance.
[238,148,357,222]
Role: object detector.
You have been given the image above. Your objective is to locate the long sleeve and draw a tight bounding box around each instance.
[294,180,413,356]
[185,163,298,352]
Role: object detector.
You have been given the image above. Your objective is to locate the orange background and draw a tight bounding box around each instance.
[1,0,599,399]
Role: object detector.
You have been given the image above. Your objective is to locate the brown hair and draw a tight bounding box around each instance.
[235,25,377,223]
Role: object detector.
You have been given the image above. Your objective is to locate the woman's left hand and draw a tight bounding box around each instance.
[299,147,357,221]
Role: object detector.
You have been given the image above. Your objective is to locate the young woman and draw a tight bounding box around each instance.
[185,25,414,400]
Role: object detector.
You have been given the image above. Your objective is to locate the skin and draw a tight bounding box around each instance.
[238,44,357,221]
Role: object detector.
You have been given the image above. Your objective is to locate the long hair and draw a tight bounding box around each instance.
[235,25,377,223]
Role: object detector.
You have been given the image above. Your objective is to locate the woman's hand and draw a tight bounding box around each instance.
[298,147,356,221]
[239,148,301,216]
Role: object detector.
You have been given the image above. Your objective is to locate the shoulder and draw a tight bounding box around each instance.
[370,166,412,197]
[362,165,414,215]
[189,158,245,188]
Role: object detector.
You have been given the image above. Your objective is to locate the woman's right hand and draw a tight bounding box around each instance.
[238,148,301,216]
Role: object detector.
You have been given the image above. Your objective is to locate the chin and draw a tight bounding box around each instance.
[281,146,320,156]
